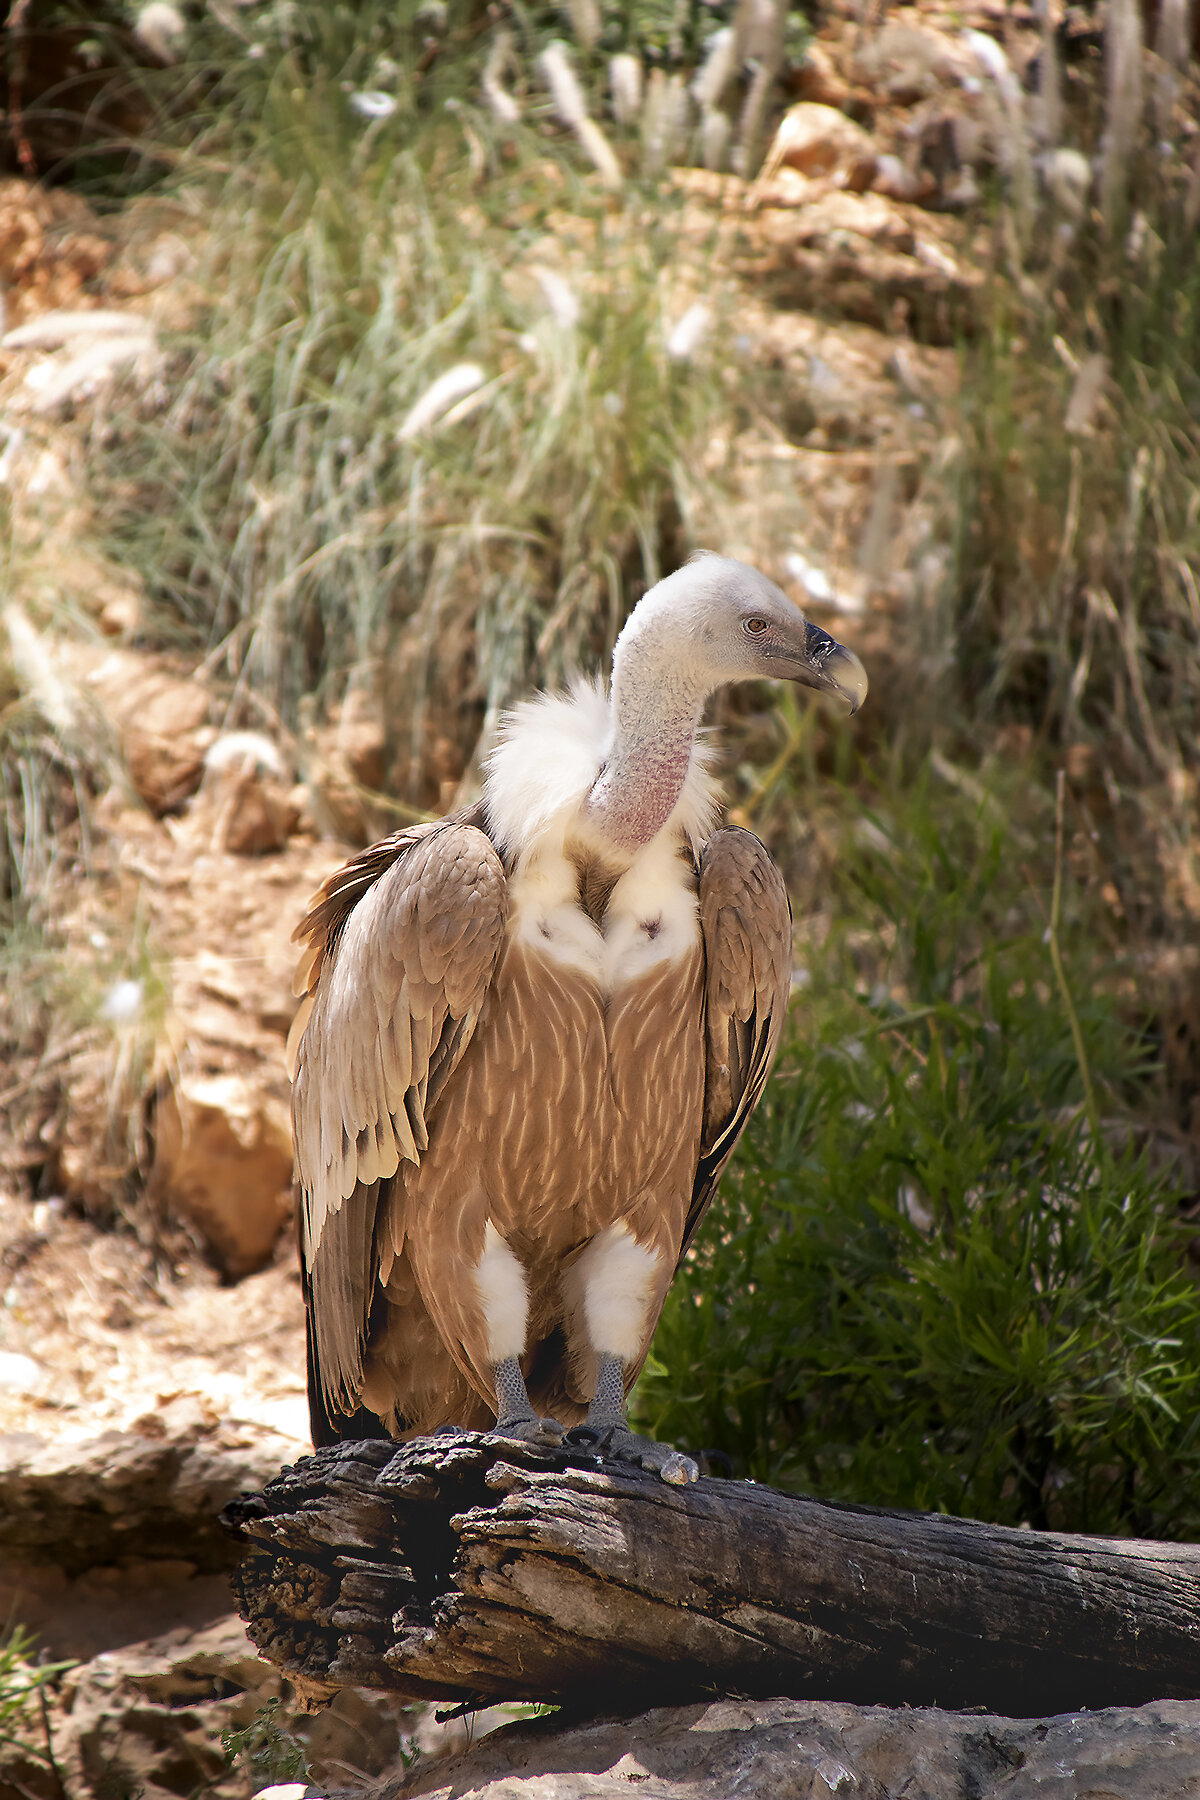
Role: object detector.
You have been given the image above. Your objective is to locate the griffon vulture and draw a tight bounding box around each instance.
[289,555,867,1483]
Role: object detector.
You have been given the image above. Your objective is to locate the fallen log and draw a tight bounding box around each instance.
[223,1431,1200,1717]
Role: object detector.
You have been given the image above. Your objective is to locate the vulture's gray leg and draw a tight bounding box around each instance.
[582,1352,699,1485]
[489,1355,565,1447]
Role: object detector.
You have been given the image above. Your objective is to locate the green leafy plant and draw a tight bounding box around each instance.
[220,1697,308,1790]
[638,778,1200,1536]
[0,1625,74,1778]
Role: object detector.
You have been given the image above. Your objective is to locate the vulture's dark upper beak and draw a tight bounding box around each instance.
[769,620,868,715]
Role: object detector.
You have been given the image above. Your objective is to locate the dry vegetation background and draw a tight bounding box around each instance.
[0,0,1199,1795]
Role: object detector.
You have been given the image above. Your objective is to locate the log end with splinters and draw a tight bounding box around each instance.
[223,1432,1200,1717]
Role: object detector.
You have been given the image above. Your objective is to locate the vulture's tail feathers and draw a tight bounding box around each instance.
[299,1222,398,1447]
[304,1298,395,1446]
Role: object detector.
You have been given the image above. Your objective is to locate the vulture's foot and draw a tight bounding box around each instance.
[577,1355,699,1483]
[488,1412,566,1448]
[580,1423,699,1486]
[489,1357,565,1447]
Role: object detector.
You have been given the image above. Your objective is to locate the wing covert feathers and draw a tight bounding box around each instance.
[290,814,790,1434]
[289,822,509,1423]
[686,827,792,1259]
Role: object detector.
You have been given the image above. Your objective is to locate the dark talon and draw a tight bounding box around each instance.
[564,1425,603,1448]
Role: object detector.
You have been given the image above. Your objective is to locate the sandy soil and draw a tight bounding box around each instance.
[0,1181,309,1452]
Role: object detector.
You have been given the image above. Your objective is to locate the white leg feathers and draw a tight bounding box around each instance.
[474,1220,530,1365]
[573,1222,663,1363]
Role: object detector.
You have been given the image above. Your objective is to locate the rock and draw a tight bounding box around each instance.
[60,641,212,812]
[784,551,865,618]
[904,106,988,211]
[757,102,878,189]
[0,1604,422,1800]
[328,689,388,789]
[377,1695,1200,1800]
[0,1410,291,1581]
[0,1400,313,1780]
[743,191,978,346]
[188,733,300,855]
[0,1349,47,1395]
[780,189,919,249]
[54,1615,279,1800]
[152,1072,294,1277]
[11,1612,420,1800]
[208,767,298,856]
[0,181,113,326]
[1039,145,1093,224]
[134,2,188,65]
[795,41,858,112]
[301,1686,424,1792]
[304,690,399,844]
[108,667,211,812]
[15,325,161,415]
[871,150,937,203]
[852,18,980,105]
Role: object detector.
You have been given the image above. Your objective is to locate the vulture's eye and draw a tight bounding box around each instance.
[743,617,769,635]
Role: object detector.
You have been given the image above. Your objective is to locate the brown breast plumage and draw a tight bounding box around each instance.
[389,933,706,1412]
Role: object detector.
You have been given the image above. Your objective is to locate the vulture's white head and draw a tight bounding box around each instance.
[486,553,868,864]
[613,553,868,715]
[564,554,869,855]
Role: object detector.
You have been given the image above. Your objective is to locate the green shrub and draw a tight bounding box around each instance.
[638,776,1200,1536]
[221,1697,308,1790]
[0,1626,73,1775]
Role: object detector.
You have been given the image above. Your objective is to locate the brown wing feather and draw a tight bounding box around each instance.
[682,827,792,1261]
[290,818,508,1435]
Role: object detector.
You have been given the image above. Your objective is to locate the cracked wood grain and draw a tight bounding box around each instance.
[222,1431,1200,1715]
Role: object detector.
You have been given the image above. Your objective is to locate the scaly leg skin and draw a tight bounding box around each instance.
[487,1354,565,1448]
[581,1351,699,1485]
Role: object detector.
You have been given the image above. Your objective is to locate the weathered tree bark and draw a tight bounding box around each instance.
[223,1431,1200,1717]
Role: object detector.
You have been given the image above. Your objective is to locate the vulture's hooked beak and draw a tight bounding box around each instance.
[772,621,869,715]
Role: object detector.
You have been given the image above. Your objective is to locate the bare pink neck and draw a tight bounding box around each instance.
[584,653,706,853]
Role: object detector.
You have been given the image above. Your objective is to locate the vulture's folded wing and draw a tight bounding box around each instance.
[289,820,509,1429]
[683,827,792,1262]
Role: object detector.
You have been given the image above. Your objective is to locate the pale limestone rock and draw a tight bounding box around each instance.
[41,1615,415,1800]
[384,1695,1200,1800]
[134,2,188,65]
[71,1621,413,1800]
[186,734,299,855]
[757,102,878,189]
[14,326,161,415]
[852,19,981,105]
[59,640,212,812]
[0,1350,47,1395]
[742,188,977,345]
[152,1073,293,1276]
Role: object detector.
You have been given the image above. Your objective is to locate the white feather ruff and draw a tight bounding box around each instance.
[483,674,721,865]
